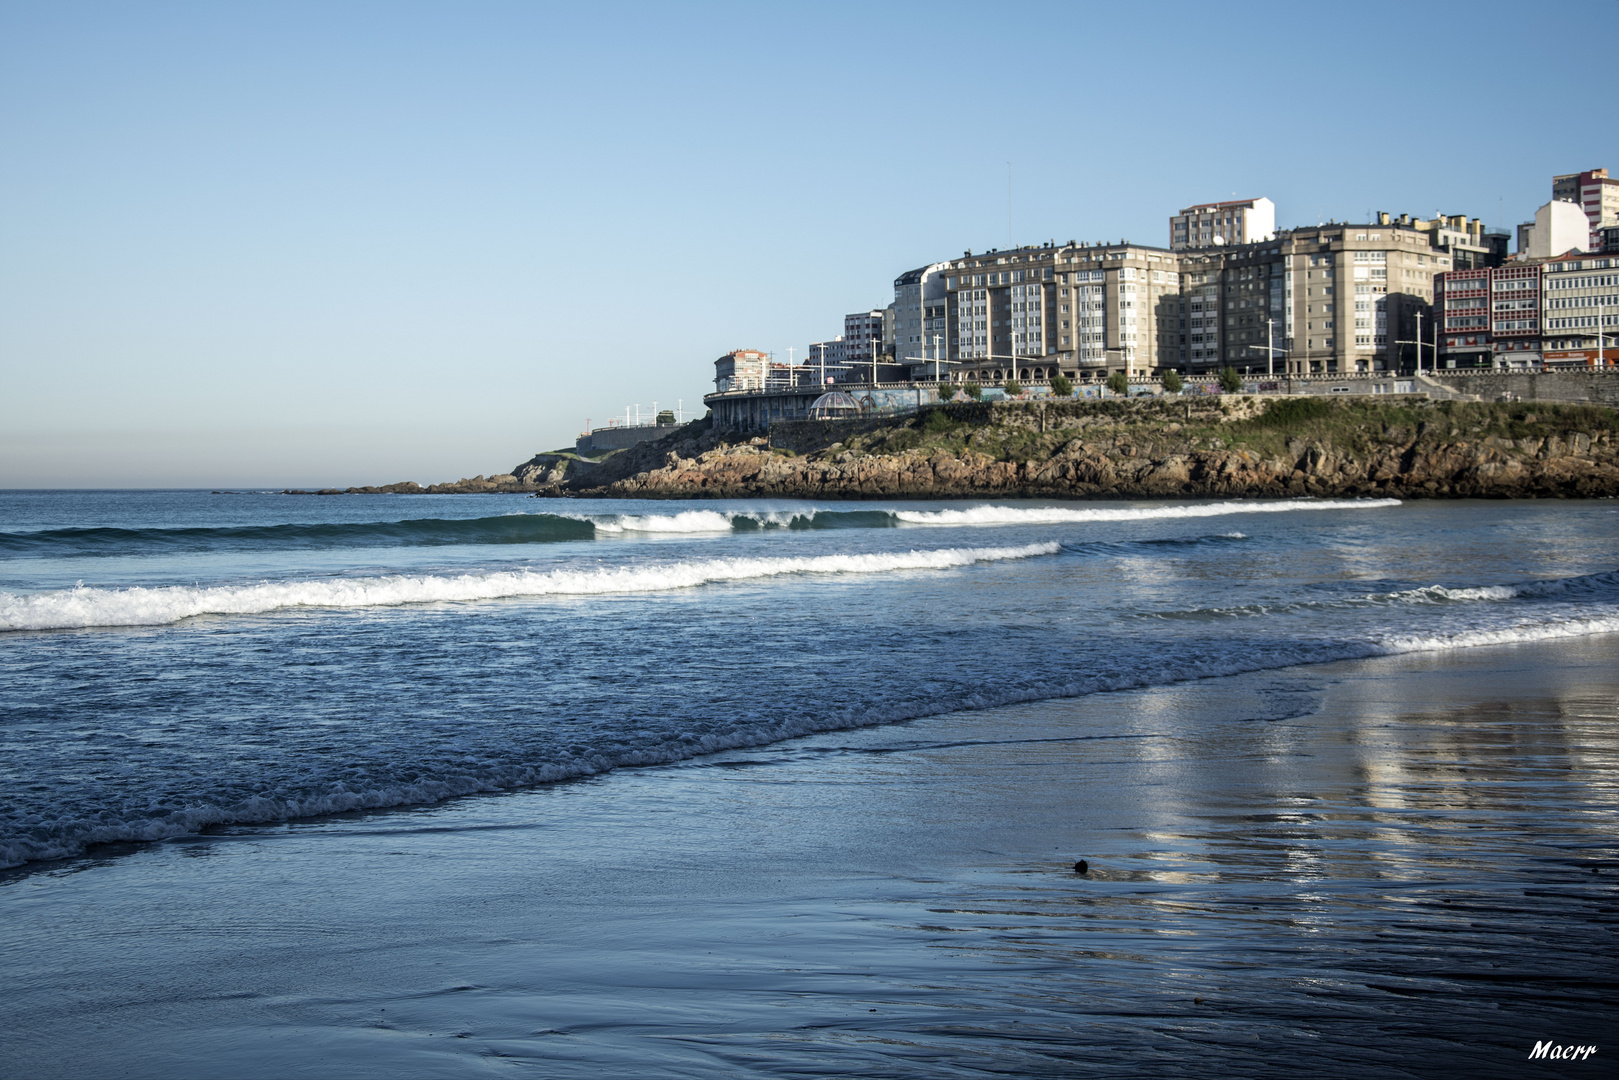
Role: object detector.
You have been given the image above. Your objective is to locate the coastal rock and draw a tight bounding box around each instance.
[561,398,1619,501]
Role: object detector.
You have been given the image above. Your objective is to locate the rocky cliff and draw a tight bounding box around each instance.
[560,397,1619,500]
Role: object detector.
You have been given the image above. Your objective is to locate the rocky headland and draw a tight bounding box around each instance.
[552,396,1619,500]
[289,396,1619,500]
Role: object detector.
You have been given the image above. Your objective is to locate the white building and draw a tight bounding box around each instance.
[1170,197,1276,250]
[1552,168,1619,248]
[1519,200,1590,259]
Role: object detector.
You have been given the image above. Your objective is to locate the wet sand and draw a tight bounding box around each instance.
[3,636,1617,1078]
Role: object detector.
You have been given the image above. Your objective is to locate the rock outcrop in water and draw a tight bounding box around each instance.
[559,397,1619,500]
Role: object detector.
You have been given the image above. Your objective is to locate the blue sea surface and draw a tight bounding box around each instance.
[2,491,1617,869]
[3,491,1619,1078]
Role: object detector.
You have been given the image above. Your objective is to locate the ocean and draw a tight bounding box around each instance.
[2,491,1617,1076]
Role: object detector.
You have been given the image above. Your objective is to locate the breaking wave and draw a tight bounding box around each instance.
[0,542,1061,631]
[0,500,1396,556]
[892,498,1400,527]
[1140,570,1619,622]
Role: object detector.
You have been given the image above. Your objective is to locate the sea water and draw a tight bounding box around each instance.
[3,491,1618,871]
[4,491,1619,1076]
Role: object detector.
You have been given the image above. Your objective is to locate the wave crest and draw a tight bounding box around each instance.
[0,542,1060,631]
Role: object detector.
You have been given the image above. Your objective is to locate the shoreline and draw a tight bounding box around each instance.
[3,634,1616,1077]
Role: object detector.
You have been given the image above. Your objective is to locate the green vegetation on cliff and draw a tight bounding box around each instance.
[563,396,1619,500]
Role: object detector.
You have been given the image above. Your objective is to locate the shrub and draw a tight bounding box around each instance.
[1162,370,1184,394]
[1106,371,1128,395]
[1003,379,1023,397]
[963,381,982,400]
[1217,367,1243,393]
[918,408,955,434]
[1050,373,1073,397]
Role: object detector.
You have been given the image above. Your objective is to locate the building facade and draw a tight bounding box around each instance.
[843,309,886,368]
[1170,198,1276,250]
[1552,168,1619,248]
[890,266,949,368]
[1434,263,1544,370]
[1520,200,1591,259]
[1541,254,1619,367]
[712,349,769,393]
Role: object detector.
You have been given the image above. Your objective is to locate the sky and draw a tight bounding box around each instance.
[2,1,1615,487]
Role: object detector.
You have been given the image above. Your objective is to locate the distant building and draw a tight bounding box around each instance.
[1519,200,1590,259]
[713,348,769,393]
[1600,223,1619,254]
[843,309,887,370]
[1552,168,1619,247]
[806,337,847,383]
[1170,198,1276,250]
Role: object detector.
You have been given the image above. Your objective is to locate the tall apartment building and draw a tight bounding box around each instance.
[1178,219,1449,376]
[924,241,1186,383]
[899,217,1448,384]
[1552,168,1619,247]
[843,309,886,368]
[1170,198,1276,250]
[890,266,950,366]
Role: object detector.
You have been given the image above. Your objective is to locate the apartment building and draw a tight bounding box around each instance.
[895,216,1449,383]
[842,309,886,368]
[1170,198,1276,250]
[806,337,847,382]
[1541,253,1619,367]
[1181,218,1449,376]
[1552,168,1619,247]
[890,266,950,367]
[1435,264,1543,370]
[922,240,1185,383]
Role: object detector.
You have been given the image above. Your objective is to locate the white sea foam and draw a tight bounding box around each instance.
[1373,613,1619,655]
[892,498,1401,527]
[0,542,1059,631]
[584,510,740,533]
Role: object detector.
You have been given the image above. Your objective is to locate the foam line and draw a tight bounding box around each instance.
[0,542,1060,631]
[892,498,1400,526]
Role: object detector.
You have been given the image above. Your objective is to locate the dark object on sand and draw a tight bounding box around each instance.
[1073,859,1089,875]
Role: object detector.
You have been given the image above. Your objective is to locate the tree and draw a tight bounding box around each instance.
[656,409,676,425]
[1161,370,1184,394]
[1050,373,1074,397]
[1217,366,1243,393]
[1003,379,1022,397]
[1106,371,1129,395]
[962,381,982,400]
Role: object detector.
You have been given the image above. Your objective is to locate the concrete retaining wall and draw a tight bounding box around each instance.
[577,425,681,455]
[1422,372,1619,406]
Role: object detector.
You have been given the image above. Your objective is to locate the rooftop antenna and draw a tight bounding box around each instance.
[1007,161,1013,250]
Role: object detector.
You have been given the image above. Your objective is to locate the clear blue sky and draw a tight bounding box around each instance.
[2,0,1614,487]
